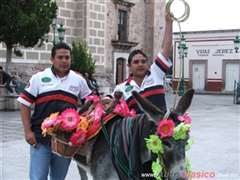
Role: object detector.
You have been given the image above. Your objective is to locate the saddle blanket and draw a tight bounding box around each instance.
[79,113,122,164]
[80,113,121,140]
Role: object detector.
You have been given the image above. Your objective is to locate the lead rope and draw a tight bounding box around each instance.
[158,1,191,179]
[100,118,134,179]
[166,0,190,109]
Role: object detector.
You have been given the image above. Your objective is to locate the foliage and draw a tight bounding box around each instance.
[0,0,57,47]
[0,0,58,73]
[71,41,96,75]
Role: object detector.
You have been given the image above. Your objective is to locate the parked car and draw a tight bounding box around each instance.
[165,74,172,87]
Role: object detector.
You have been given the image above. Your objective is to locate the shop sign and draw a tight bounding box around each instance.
[196,49,234,57]
[212,49,233,56]
[196,49,210,56]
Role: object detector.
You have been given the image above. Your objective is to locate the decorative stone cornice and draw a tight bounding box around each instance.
[113,0,135,8]
[111,40,138,50]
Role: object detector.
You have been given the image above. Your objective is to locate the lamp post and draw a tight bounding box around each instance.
[177,35,188,96]
[45,16,66,45]
[233,34,240,53]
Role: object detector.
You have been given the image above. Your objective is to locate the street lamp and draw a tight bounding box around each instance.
[45,16,66,45]
[177,34,188,96]
[233,34,240,53]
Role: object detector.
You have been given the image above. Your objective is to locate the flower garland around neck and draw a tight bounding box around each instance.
[145,113,194,180]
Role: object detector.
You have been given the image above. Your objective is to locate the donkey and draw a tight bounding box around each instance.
[74,89,194,180]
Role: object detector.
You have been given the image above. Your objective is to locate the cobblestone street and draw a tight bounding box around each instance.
[1,93,239,180]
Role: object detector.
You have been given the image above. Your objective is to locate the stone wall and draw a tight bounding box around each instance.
[0,85,20,110]
[0,0,166,91]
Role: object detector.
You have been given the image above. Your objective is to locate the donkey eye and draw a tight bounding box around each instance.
[162,140,172,148]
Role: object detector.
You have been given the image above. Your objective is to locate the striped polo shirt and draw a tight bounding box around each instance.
[108,52,172,114]
[17,66,92,145]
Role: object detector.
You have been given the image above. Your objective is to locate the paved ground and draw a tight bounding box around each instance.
[0,92,239,180]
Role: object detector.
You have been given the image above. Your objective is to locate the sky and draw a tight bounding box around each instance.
[170,0,240,32]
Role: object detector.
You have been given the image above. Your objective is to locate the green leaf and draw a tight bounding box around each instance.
[71,41,96,75]
[185,137,194,151]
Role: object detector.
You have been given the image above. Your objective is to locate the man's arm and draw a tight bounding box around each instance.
[20,104,38,148]
[161,10,173,60]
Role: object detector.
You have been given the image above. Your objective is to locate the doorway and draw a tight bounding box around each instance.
[225,63,240,91]
[192,63,206,90]
[116,58,124,84]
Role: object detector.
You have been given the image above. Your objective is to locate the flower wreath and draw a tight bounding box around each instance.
[145,113,194,180]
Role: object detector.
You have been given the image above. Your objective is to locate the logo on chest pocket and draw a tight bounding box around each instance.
[69,85,79,92]
[145,78,154,85]
[41,77,52,83]
[125,86,134,92]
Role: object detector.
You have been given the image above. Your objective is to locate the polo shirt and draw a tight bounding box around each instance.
[108,52,172,114]
[17,66,92,145]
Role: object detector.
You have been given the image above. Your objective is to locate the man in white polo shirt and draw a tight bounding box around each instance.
[107,10,173,114]
[17,42,92,180]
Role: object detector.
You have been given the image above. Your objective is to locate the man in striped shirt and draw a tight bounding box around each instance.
[108,11,173,114]
[17,42,92,180]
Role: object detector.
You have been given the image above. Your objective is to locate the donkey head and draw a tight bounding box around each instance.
[132,89,194,180]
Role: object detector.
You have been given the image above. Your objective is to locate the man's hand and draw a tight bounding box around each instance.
[165,10,174,24]
[20,104,38,148]
[25,130,38,148]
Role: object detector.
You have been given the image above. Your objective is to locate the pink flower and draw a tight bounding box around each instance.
[127,109,137,117]
[113,104,123,114]
[177,114,191,124]
[157,120,175,139]
[112,98,136,117]
[85,94,100,102]
[119,99,129,112]
[60,108,80,131]
[70,129,87,146]
[42,116,59,129]
[41,112,60,130]
[183,113,191,124]
[94,103,104,123]
[183,114,191,132]
[177,116,185,121]
[113,98,136,117]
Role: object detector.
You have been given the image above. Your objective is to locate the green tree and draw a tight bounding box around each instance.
[0,0,58,73]
[71,41,96,76]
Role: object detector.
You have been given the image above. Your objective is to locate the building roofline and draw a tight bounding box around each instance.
[173,29,240,35]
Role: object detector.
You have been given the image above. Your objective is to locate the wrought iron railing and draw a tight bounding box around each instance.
[233,80,240,104]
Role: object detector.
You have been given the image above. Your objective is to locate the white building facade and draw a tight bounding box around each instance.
[173,29,240,92]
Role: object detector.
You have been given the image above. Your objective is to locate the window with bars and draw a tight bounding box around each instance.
[118,10,127,42]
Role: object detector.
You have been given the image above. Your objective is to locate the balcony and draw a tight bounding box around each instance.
[113,0,135,8]
[111,40,138,50]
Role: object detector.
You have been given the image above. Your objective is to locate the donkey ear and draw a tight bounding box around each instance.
[131,91,164,125]
[175,89,195,115]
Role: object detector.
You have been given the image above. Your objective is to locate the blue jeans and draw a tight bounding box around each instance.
[29,143,71,180]
[6,77,13,93]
